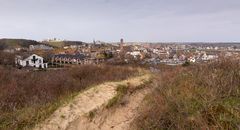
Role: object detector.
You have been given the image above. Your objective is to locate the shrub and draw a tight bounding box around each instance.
[0,52,15,66]
[136,59,240,129]
[0,65,138,130]
[182,61,190,67]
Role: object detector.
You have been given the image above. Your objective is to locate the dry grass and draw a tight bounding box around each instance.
[0,65,138,130]
[0,52,15,66]
[135,59,240,130]
[106,84,128,109]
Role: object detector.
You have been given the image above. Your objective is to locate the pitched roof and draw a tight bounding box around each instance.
[53,54,87,60]
[16,53,42,60]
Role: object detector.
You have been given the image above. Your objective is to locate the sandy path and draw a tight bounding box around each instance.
[66,85,152,130]
[34,74,150,130]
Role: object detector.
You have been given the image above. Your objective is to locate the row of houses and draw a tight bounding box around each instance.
[51,54,105,65]
[188,53,219,63]
[15,53,105,69]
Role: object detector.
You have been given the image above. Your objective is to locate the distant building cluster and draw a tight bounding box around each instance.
[2,38,240,69]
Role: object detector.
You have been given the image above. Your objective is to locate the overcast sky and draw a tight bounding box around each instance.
[0,0,240,42]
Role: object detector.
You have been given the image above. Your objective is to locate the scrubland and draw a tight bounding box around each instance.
[135,59,240,129]
[0,65,138,130]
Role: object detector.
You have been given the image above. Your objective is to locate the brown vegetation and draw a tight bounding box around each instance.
[0,39,41,49]
[135,59,240,129]
[0,52,15,66]
[0,65,138,130]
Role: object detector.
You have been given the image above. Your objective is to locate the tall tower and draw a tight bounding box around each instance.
[120,38,124,44]
[120,38,124,51]
[93,39,96,45]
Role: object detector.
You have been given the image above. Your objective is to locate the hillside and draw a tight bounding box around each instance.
[0,65,139,130]
[135,59,240,130]
[0,39,42,50]
[43,41,85,48]
[33,74,151,130]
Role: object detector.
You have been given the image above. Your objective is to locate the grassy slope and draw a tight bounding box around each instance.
[44,41,84,48]
[46,41,65,48]
[0,65,139,130]
[135,59,240,130]
[0,39,41,49]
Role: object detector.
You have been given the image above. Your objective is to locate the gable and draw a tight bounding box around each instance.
[24,54,43,61]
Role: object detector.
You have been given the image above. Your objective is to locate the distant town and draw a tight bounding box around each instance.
[1,38,240,69]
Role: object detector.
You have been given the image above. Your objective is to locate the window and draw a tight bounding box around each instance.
[26,61,29,66]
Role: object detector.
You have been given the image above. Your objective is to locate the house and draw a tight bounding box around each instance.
[3,48,15,53]
[15,54,48,68]
[173,54,179,61]
[201,53,208,61]
[129,51,143,58]
[188,56,196,63]
[179,54,186,61]
[51,54,87,64]
[51,54,101,65]
[29,44,53,51]
[201,53,218,61]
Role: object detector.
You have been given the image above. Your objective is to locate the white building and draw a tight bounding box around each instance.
[29,45,53,51]
[15,54,48,68]
[126,51,143,59]
[189,57,196,63]
[201,53,218,61]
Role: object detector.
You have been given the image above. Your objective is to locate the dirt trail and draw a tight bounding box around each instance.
[67,84,152,130]
[34,74,151,130]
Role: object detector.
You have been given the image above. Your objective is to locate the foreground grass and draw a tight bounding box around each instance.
[106,84,128,108]
[0,65,138,130]
[136,59,240,129]
[0,93,77,130]
[106,74,152,109]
